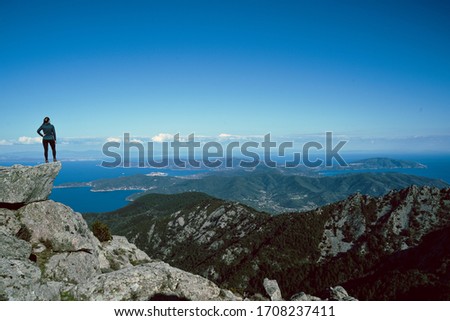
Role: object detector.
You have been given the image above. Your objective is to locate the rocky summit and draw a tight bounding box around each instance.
[1,163,350,301]
[0,163,61,206]
[0,163,240,301]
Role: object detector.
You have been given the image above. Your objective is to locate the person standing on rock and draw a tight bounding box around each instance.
[37,116,57,163]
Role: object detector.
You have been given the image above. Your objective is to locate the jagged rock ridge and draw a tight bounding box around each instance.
[86,185,450,300]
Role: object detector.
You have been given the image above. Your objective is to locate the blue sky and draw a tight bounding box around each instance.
[1,0,450,153]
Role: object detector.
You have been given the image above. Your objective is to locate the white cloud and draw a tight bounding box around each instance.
[18,136,42,144]
[106,137,121,143]
[217,133,247,140]
[0,139,13,145]
[217,133,264,141]
[218,133,233,138]
[152,133,174,142]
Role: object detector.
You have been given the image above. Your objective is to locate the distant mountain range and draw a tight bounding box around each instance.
[193,157,427,176]
[84,186,450,300]
[64,169,447,213]
[338,157,427,170]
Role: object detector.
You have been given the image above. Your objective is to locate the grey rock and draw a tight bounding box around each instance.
[0,208,21,235]
[0,258,41,300]
[329,286,357,301]
[245,293,269,301]
[44,251,101,284]
[289,287,357,301]
[30,281,65,300]
[137,202,267,272]
[71,261,226,301]
[318,194,367,261]
[219,289,242,301]
[318,186,450,261]
[0,231,32,260]
[98,235,151,272]
[329,286,348,300]
[19,200,97,252]
[0,162,61,204]
[0,256,65,300]
[290,292,322,301]
[263,278,283,301]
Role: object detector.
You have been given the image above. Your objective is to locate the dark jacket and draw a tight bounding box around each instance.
[37,123,56,141]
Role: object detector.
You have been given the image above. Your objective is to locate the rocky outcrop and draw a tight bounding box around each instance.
[290,292,322,301]
[0,231,31,260]
[0,163,241,301]
[263,278,283,301]
[19,200,97,253]
[260,276,357,301]
[318,185,450,261]
[262,277,356,301]
[328,286,357,301]
[99,235,150,272]
[0,163,61,205]
[289,288,357,301]
[70,261,231,301]
[0,257,64,300]
[88,195,271,288]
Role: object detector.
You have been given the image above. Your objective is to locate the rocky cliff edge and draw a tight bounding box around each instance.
[0,163,239,300]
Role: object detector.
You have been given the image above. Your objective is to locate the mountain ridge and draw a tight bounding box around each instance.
[344,157,427,169]
[63,171,448,214]
[85,185,450,300]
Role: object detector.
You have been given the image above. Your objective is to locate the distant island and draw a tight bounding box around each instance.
[338,157,427,170]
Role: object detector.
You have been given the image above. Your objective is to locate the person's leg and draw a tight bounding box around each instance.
[49,140,57,161]
[42,140,49,162]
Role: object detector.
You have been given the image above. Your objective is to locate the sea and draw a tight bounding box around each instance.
[1,160,205,213]
[2,153,450,213]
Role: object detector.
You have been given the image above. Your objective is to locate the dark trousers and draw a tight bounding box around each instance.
[43,139,56,161]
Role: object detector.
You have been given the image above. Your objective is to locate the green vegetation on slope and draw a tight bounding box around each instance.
[84,187,450,300]
[81,171,448,214]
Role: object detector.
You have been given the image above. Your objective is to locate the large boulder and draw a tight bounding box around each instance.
[329,286,358,301]
[0,163,61,205]
[18,200,98,253]
[0,258,42,300]
[0,231,31,260]
[0,258,63,301]
[263,278,283,301]
[98,235,151,272]
[290,292,322,301]
[0,208,21,234]
[70,261,237,301]
[44,252,101,284]
[16,200,103,285]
